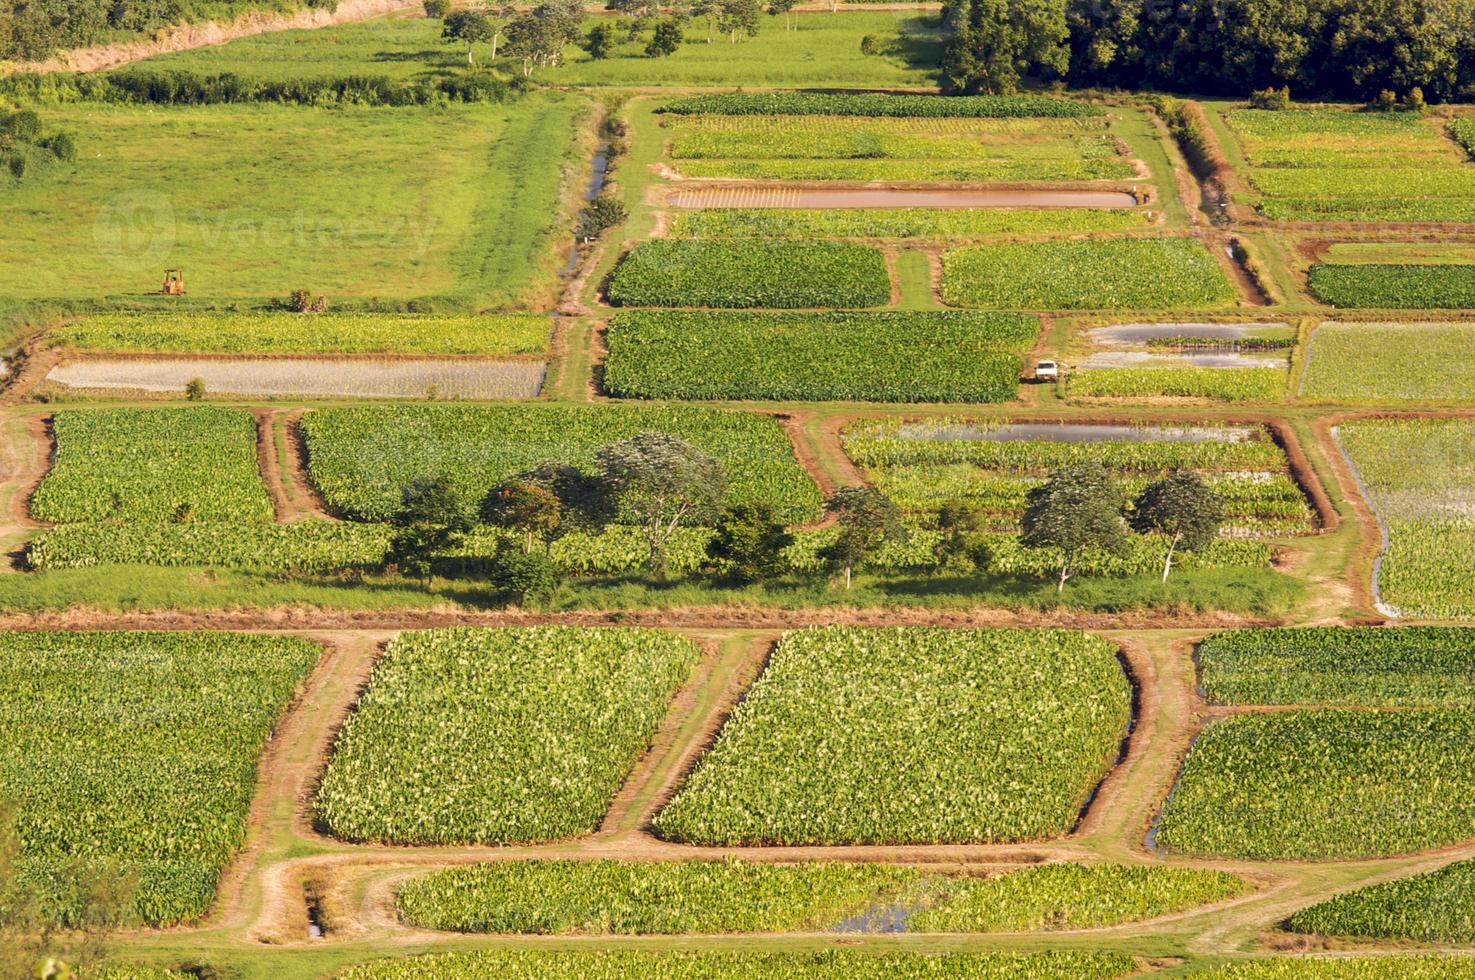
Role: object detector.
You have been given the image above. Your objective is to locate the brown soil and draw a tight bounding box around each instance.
[252,409,293,525]
[7,413,51,532]
[1072,638,1157,843]
[282,409,332,520]
[883,247,903,307]
[778,412,839,502]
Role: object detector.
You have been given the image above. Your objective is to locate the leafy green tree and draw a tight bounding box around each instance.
[594,431,725,578]
[488,547,564,606]
[1020,463,1126,592]
[389,476,472,585]
[935,500,988,567]
[716,0,760,42]
[422,0,449,18]
[481,478,561,553]
[645,14,684,54]
[505,1,585,75]
[1130,472,1224,582]
[585,19,618,57]
[707,503,794,583]
[818,486,906,590]
[767,0,798,31]
[941,0,1069,94]
[442,9,494,66]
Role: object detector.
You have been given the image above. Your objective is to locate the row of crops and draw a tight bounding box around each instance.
[668,207,1151,241]
[51,311,552,356]
[1308,262,1475,308]
[606,239,891,309]
[395,859,1246,935]
[602,310,1037,403]
[843,418,1312,536]
[1067,366,1287,403]
[314,626,1128,848]
[1302,321,1475,401]
[1226,109,1475,223]
[0,630,319,925]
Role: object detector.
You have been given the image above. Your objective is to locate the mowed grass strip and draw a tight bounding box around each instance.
[1303,322,1475,401]
[653,627,1130,846]
[52,311,553,356]
[30,407,273,524]
[605,240,890,309]
[1198,627,1475,707]
[0,630,319,925]
[335,949,1136,979]
[1286,857,1475,942]
[602,311,1036,403]
[1155,710,1475,860]
[940,239,1236,310]
[396,860,918,934]
[394,859,1246,935]
[298,403,823,524]
[668,208,1151,241]
[1308,264,1475,308]
[314,627,697,845]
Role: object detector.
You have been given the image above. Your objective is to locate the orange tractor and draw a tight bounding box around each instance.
[161,268,185,296]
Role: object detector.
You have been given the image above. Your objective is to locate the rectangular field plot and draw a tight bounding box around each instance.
[0,630,319,924]
[394,859,1245,935]
[298,403,823,523]
[606,240,890,309]
[602,311,1036,403]
[663,114,1136,183]
[1303,322,1475,401]
[30,407,273,524]
[52,311,553,357]
[336,949,1137,980]
[1155,709,1475,860]
[1065,320,1293,403]
[1287,856,1475,943]
[940,239,1236,310]
[843,419,1313,538]
[1197,958,1475,979]
[1308,263,1475,308]
[0,94,584,307]
[1337,418,1475,619]
[1226,109,1475,222]
[314,627,697,845]
[667,206,1152,240]
[44,358,546,401]
[652,627,1131,846]
[1198,627,1475,707]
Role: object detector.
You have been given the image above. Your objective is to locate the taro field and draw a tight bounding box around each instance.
[1302,322,1475,401]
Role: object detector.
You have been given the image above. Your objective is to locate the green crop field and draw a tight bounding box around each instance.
[1287,857,1475,942]
[298,403,822,524]
[31,407,272,524]
[1302,322,1475,400]
[1197,958,1475,978]
[1225,109,1475,222]
[1198,627,1475,707]
[602,310,1036,402]
[1308,263,1475,308]
[51,311,552,356]
[1337,418,1475,619]
[314,627,696,845]
[667,207,1151,240]
[1155,709,1475,860]
[606,240,891,309]
[654,627,1130,845]
[0,94,586,309]
[335,949,1136,979]
[395,859,1245,935]
[939,239,1237,310]
[0,630,318,925]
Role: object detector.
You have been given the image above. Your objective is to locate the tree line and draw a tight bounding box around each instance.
[944,0,1475,101]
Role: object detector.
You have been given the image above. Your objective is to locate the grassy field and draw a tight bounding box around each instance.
[1302,321,1475,401]
[0,93,586,311]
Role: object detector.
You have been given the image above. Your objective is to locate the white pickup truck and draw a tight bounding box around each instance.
[1034,360,1060,383]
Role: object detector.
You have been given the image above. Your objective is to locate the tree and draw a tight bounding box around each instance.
[935,500,987,566]
[608,0,661,18]
[688,0,719,42]
[716,0,760,42]
[504,2,584,75]
[422,0,449,18]
[767,0,797,31]
[594,432,725,578]
[488,547,564,605]
[940,0,1070,95]
[442,9,494,66]
[645,15,684,55]
[388,476,472,585]
[818,486,906,590]
[1019,463,1126,592]
[585,20,618,58]
[480,478,561,553]
[1130,472,1224,582]
[707,503,794,583]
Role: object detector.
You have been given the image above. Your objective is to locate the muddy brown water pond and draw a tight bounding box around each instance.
[897,422,1256,444]
[668,186,1141,210]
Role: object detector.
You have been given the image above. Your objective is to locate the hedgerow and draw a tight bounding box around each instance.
[603,310,1035,403]
[606,240,890,309]
[315,627,697,845]
[654,627,1130,845]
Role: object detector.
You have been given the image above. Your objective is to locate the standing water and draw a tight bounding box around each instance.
[560,141,612,280]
